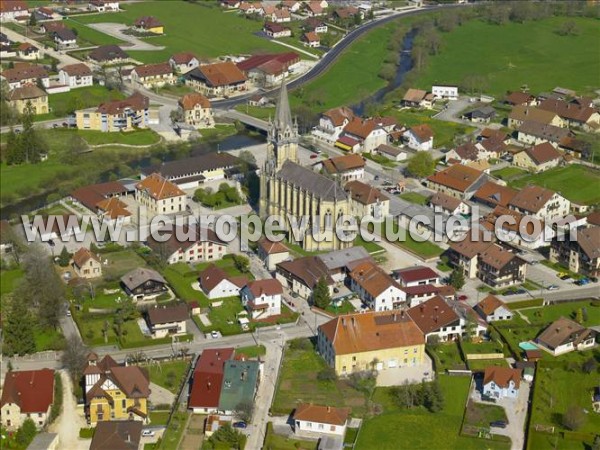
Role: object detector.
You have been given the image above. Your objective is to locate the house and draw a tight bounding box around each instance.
[504,91,536,106]
[517,120,574,148]
[348,261,406,311]
[282,0,302,12]
[481,206,554,250]
[393,266,439,288]
[141,152,241,189]
[403,124,434,151]
[276,256,334,299]
[52,28,77,49]
[133,16,163,34]
[198,264,246,300]
[550,226,600,277]
[318,246,372,283]
[146,304,188,338]
[445,140,500,164]
[483,367,522,399]
[17,43,40,60]
[293,404,350,438]
[337,116,396,153]
[0,44,17,58]
[238,1,258,14]
[188,348,235,414]
[146,226,227,264]
[426,165,487,200]
[446,230,494,279]
[58,63,93,89]
[559,136,591,159]
[263,22,292,38]
[475,294,513,322]
[268,7,291,23]
[319,153,365,182]
[240,278,283,319]
[121,268,168,300]
[1,63,49,89]
[96,197,131,225]
[185,62,248,98]
[302,31,320,48]
[407,296,462,342]
[221,0,240,8]
[507,105,563,128]
[248,94,270,107]
[169,52,200,74]
[256,238,289,271]
[431,85,458,100]
[0,1,30,22]
[178,92,214,128]
[7,84,48,115]
[462,105,496,123]
[0,369,54,430]
[513,142,562,173]
[40,21,65,34]
[345,180,389,221]
[317,310,426,376]
[536,317,596,356]
[375,144,407,162]
[472,181,518,208]
[237,52,299,87]
[313,106,355,143]
[90,421,142,450]
[508,185,570,222]
[76,92,150,132]
[428,191,470,216]
[88,0,120,12]
[88,45,129,65]
[131,62,174,88]
[332,6,361,22]
[83,354,150,425]
[25,433,59,450]
[70,181,129,214]
[303,17,327,33]
[402,88,434,108]
[135,173,187,214]
[538,98,600,132]
[305,1,326,16]
[477,243,527,288]
[217,360,260,415]
[71,247,102,279]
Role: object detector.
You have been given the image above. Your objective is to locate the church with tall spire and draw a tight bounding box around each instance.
[259,82,351,252]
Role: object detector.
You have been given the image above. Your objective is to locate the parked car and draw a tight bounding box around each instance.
[557,272,568,278]
[458,295,468,301]
[575,278,590,286]
[490,421,507,429]
[310,154,318,159]
[233,422,247,429]
[515,288,527,294]
[590,277,598,283]
[142,430,155,437]
[211,331,219,339]
[559,274,571,280]
[547,285,559,291]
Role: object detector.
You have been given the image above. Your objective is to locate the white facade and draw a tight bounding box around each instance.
[510,193,571,223]
[0,402,50,430]
[150,319,187,339]
[294,418,346,437]
[165,241,227,265]
[58,70,93,89]
[240,287,282,319]
[203,278,242,300]
[537,336,596,356]
[432,85,458,100]
[483,380,519,399]
[350,281,406,312]
[313,115,350,143]
[481,305,514,322]
[403,129,433,151]
[169,56,200,74]
[88,1,120,12]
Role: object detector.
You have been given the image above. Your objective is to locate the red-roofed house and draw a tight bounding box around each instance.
[169,52,200,74]
[188,348,235,414]
[314,106,356,143]
[302,31,320,48]
[240,278,283,319]
[263,21,292,38]
[0,1,30,22]
[58,63,93,89]
[513,142,562,173]
[483,367,522,399]
[1,369,55,430]
[403,124,434,151]
[256,238,289,271]
[131,62,174,89]
[198,264,247,300]
[392,265,440,287]
[293,404,350,437]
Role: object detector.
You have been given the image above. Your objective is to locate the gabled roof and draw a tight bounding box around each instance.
[136,173,185,200]
[509,185,557,214]
[96,197,131,220]
[318,246,371,271]
[257,237,288,255]
[509,105,560,125]
[322,106,355,127]
[244,279,283,297]
[349,261,401,298]
[479,244,524,271]
[0,369,55,413]
[293,404,350,426]
[319,310,424,355]
[393,265,439,284]
[89,45,128,62]
[428,191,463,212]
[477,294,507,316]
[97,92,149,115]
[518,120,572,142]
[198,264,233,293]
[343,117,384,140]
[0,1,29,14]
[72,247,100,268]
[302,31,320,43]
[427,165,484,193]
[407,296,459,334]
[345,180,387,206]
[142,152,240,179]
[321,153,365,175]
[52,28,77,41]
[483,366,521,389]
[146,226,225,256]
[538,98,598,123]
[448,230,494,259]
[473,181,518,207]
[1,64,48,83]
[194,348,235,374]
[147,304,188,325]
[406,124,434,142]
[521,142,562,165]
[403,88,428,103]
[90,421,142,450]
[7,84,46,101]
[452,142,480,161]
[537,316,594,350]
[237,52,299,73]
[170,52,198,64]
[179,92,211,110]
[132,62,172,78]
[60,63,92,77]
[121,268,166,291]
[277,160,347,202]
[277,256,333,289]
[504,91,534,105]
[190,62,247,87]
[134,16,162,29]
[577,226,600,260]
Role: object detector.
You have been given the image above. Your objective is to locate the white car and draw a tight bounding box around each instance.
[211,331,219,339]
[547,285,559,291]
[142,430,155,437]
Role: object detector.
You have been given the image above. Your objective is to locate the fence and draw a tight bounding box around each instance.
[465,353,505,361]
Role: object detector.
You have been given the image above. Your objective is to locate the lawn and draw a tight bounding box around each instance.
[75,129,161,146]
[427,342,466,373]
[272,338,368,416]
[67,20,125,47]
[48,85,126,118]
[0,269,24,296]
[416,17,600,97]
[325,299,356,316]
[75,1,283,63]
[463,400,508,429]
[520,300,600,329]
[362,151,397,168]
[34,325,66,352]
[263,422,317,450]
[399,192,430,206]
[235,345,266,358]
[145,360,190,394]
[103,250,149,279]
[509,165,600,205]
[493,315,540,360]
[491,166,528,182]
[353,234,385,255]
[357,376,510,450]
[380,220,444,259]
[234,104,275,121]
[461,341,504,356]
[158,411,189,450]
[467,359,510,372]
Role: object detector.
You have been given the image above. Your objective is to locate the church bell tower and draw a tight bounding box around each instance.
[267,81,298,170]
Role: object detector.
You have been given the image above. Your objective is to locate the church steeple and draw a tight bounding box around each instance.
[268,81,298,170]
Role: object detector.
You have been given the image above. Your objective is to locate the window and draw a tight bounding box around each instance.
[318,424,324,430]
[122,399,126,410]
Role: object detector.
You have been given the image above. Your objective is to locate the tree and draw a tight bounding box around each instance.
[3,297,36,356]
[235,400,254,423]
[118,297,139,321]
[232,254,250,273]
[592,435,600,450]
[312,277,331,309]
[0,221,26,264]
[556,20,579,36]
[29,13,37,26]
[58,246,72,267]
[425,380,444,412]
[238,150,256,167]
[317,367,337,381]
[208,423,244,449]
[15,418,37,447]
[61,335,89,382]
[563,405,585,430]
[449,268,465,290]
[575,307,584,324]
[378,63,396,82]
[406,152,435,178]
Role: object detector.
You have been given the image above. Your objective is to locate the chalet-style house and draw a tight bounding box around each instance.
[146,304,188,339]
[317,310,426,376]
[135,173,187,214]
[1,369,55,430]
[428,192,470,216]
[263,22,292,38]
[88,45,129,65]
[185,62,248,98]
[302,31,320,48]
[536,317,596,356]
[84,353,150,425]
[121,268,168,300]
[71,247,102,279]
[550,226,600,278]
[504,91,537,107]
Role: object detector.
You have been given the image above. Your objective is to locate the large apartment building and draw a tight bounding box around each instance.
[76,92,151,132]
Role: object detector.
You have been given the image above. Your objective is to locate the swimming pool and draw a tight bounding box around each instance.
[519,342,539,351]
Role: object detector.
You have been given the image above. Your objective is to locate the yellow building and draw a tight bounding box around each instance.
[259,83,351,252]
[136,172,187,214]
[7,84,48,115]
[84,353,150,425]
[76,92,150,132]
[178,92,214,128]
[317,311,426,376]
[134,16,164,34]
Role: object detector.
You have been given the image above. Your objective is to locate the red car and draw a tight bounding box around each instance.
[458,295,468,301]
[310,154,318,159]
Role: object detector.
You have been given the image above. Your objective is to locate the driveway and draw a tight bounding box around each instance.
[48,371,89,450]
[149,382,176,406]
[376,354,434,386]
[84,22,165,51]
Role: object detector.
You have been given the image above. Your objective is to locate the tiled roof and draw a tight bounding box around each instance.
[246,279,283,297]
[403,88,428,103]
[89,45,128,62]
[345,180,387,206]
[319,310,424,355]
[537,317,594,350]
[0,369,55,413]
[179,92,211,110]
[134,16,163,29]
[237,52,299,72]
[407,124,434,142]
[170,52,197,64]
[294,404,350,426]
[508,185,556,214]
[321,153,365,175]
[133,62,172,78]
[479,244,523,271]
[147,226,224,256]
[477,294,506,316]
[428,191,462,211]
[393,266,439,284]
[509,105,559,125]
[349,261,401,298]
[522,142,562,165]
[7,84,46,101]
[90,421,142,450]
[97,92,149,115]
[72,247,99,268]
[448,230,494,259]
[577,226,600,260]
[147,304,188,325]
[504,91,534,105]
[121,268,166,291]
[96,197,131,220]
[277,255,333,289]
[538,98,598,123]
[407,296,459,334]
[483,367,521,389]
[427,165,483,193]
[518,120,572,142]
[194,61,247,87]
[198,264,230,293]
[322,106,355,127]
[60,63,92,77]
[473,181,518,207]
[0,0,28,13]
[136,173,185,200]
[303,31,319,43]
[142,152,239,179]
[257,237,288,255]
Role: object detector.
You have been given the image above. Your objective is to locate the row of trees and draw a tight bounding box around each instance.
[4,103,49,166]
[193,182,243,208]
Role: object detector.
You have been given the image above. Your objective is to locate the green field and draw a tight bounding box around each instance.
[103,250,150,279]
[380,220,444,259]
[0,269,24,296]
[520,300,600,329]
[357,376,510,450]
[67,21,125,47]
[146,360,190,394]
[491,166,528,182]
[48,85,126,118]
[263,422,317,450]
[74,1,282,63]
[399,192,430,206]
[235,345,266,358]
[416,17,600,97]
[428,342,466,373]
[509,165,600,205]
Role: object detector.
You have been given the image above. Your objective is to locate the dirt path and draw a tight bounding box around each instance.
[48,371,89,450]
